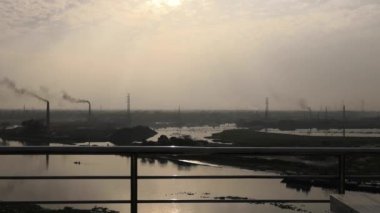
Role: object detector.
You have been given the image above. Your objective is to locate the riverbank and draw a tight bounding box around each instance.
[0,121,157,145]
[210,129,380,147]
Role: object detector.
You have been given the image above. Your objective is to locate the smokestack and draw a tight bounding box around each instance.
[178,105,182,128]
[87,101,91,122]
[46,101,50,130]
[0,78,50,126]
[342,105,346,137]
[127,93,131,127]
[265,97,269,119]
[298,99,312,120]
[62,92,91,122]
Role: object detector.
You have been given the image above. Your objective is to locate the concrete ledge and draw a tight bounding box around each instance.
[331,193,380,213]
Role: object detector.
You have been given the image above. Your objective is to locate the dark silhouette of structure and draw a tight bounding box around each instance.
[62,92,91,122]
[265,97,269,119]
[343,105,346,137]
[178,105,182,126]
[87,101,92,122]
[127,93,131,127]
[46,101,50,130]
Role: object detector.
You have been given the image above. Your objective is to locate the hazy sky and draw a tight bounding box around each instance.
[0,0,379,110]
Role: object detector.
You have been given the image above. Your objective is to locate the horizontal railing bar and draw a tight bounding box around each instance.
[138,175,337,179]
[0,175,356,180]
[0,176,131,180]
[137,199,330,203]
[0,200,131,204]
[347,175,380,179]
[1,175,380,180]
[0,146,380,155]
[0,199,330,204]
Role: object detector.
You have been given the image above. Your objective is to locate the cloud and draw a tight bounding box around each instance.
[0,0,380,109]
[1,0,379,41]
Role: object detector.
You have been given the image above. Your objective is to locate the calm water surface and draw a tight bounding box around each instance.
[0,153,332,213]
[0,125,349,213]
[263,128,380,137]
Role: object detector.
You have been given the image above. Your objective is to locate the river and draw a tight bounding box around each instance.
[2,125,367,213]
[262,128,380,138]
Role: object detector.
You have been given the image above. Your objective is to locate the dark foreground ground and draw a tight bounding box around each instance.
[0,205,117,213]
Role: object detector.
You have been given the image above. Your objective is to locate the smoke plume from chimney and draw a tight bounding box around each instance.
[298,99,310,111]
[298,98,312,120]
[0,78,48,102]
[0,77,50,128]
[62,91,91,121]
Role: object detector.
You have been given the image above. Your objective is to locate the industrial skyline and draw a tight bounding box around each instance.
[0,77,376,112]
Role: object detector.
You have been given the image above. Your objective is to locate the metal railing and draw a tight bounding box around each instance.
[0,146,380,213]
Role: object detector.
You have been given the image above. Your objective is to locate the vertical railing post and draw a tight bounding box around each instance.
[131,154,138,213]
[338,154,346,194]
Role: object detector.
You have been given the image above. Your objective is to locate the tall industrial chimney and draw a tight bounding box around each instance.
[265,97,269,119]
[177,105,182,128]
[61,92,91,122]
[342,105,346,137]
[87,101,92,122]
[46,101,50,130]
[127,93,131,127]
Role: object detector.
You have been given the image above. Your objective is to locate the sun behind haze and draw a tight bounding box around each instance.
[151,0,183,8]
[0,0,379,110]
